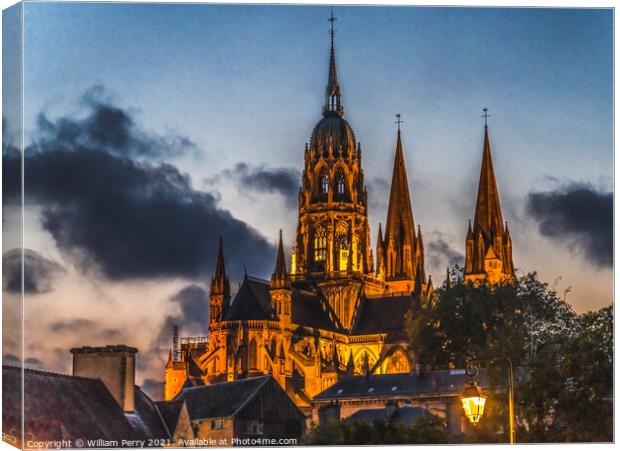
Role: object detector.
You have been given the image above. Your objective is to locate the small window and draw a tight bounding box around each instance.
[336,169,346,195]
[368,387,374,393]
[337,388,344,394]
[320,170,329,194]
[212,419,223,430]
[391,386,398,391]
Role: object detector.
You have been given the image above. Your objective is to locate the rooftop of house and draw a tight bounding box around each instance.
[175,376,271,420]
[313,369,490,402]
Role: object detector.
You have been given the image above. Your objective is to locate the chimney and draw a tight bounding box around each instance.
[71,345,138,412]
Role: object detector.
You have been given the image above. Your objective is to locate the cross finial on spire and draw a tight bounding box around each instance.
[482,107,490,128]
[328,7,337,44]
[395,113,403,132]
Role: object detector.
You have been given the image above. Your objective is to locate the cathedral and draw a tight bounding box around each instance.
[165,16,514,408]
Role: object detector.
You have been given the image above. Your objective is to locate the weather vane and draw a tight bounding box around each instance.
[395,113,403,131]
[481,107,490,127]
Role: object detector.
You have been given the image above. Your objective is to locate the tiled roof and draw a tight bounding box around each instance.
[291,290,335,330]
[2,365,142,443]
[175,376,271,420]
[314,369,490,401]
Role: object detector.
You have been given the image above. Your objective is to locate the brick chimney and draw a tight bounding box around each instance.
[71,345,138,412]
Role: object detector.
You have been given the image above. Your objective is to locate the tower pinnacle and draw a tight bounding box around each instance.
[324,8,343,117]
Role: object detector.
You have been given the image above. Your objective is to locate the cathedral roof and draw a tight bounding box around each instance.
[352,294,413,337]
[224,277,275,321]
[310,115,357,156]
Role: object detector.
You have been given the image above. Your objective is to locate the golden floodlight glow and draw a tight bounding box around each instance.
[461,383,487,424]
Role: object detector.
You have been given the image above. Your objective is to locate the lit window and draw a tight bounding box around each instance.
[212,419,223,430]
[314,226,327,262]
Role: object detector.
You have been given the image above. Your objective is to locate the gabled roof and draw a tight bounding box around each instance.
[314,369,490,401]
[224,277,275,321]
[291,290,335,330]
[176,376,271,420]
[2,365,142,443]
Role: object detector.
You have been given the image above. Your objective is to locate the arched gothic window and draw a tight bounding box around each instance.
[314,225,327,262]
[320,169,329,194]
[249,339,257,370]
[336,169,346,195]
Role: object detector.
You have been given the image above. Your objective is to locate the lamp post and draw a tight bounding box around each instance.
[460,357,516,445]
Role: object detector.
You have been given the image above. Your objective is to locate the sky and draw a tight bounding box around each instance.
[2,3,613,398]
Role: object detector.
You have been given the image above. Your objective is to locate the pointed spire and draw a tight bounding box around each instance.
[346,350,355,375]
[361,353,371,376]
[473,117,504,241]
[324,8,344,117]
[214,237,226,280]
[384,118,417,280]
[466,219,473,240]
[211,238,230,297]
[166,349,173,369]
[271,230,290,288]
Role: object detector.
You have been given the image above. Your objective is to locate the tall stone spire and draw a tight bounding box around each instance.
[465,111,514,284]
[324,8,343,117]
[383,123,418,284]
[209,238,230,324]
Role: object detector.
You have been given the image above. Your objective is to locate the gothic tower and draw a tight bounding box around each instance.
[376,123,425,294]
[464,113,515,284]
[291,13,373,280]
[209,238,231,325]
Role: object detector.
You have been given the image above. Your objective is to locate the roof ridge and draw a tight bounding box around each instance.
[181,375,270,392]
[2,364,104,383]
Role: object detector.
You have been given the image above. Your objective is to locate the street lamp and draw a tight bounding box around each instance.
[460,378,487,424]
[460,358,516,444]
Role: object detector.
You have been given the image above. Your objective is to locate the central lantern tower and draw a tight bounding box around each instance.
[292,16,373,284]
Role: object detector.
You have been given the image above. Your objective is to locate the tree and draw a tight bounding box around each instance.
[302,414,450,445]
[407,269,612,443]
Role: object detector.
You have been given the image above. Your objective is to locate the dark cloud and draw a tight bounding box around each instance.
[156,284,210,349]
[36,86,197,160]
[526,183,612,268]
[3,248,65,294]
[24,357,44,369]
[425,230,465,274]
[367,177,390,214]
[217,163,300,208]
[141,378,165,401]
[3,89,276,281]
[49,319,122,341]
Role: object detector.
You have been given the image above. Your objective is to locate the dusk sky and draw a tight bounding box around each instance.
[2,3,612,396]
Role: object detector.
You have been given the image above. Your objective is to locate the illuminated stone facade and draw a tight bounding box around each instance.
[165,19,514,408]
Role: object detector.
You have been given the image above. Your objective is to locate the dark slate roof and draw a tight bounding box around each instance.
[2,365,142,443]
[291,290,335,330]
[314,369,490,401]
[155,400,185,435]
[224,278,275,321]
[352,295,413,335]
[127,388,170,440]
[348,406,429,424]
[175,376,270,420]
